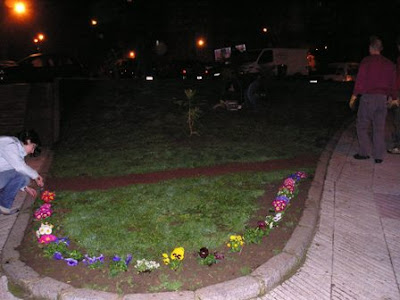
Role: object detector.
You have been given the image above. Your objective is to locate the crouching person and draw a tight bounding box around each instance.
[0,130,44,215]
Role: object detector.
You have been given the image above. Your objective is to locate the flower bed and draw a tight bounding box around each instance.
[32,171,307,280]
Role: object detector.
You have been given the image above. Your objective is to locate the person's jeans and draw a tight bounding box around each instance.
[0,170,30,209]
[356,94,387,160]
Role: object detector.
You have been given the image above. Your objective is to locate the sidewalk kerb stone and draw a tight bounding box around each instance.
[2,211,31,263]
[251,252,299,291]
[282,225,315,259]
[195,275,263,300]
[26,276,72,300]
[60,288,121,300]
[2,260,40,290]
[298,206,319,228]
[123,291,195,300]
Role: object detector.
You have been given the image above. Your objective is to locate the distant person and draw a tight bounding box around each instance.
[0,130,44,215]
[387,36,400,154]
[349,36,397,163]
[246,75,264,111]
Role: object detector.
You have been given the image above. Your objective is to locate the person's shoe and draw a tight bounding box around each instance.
[0,206,20,215]
[387,147,400,154]
[353,154,370,160]
[375,159,383,164]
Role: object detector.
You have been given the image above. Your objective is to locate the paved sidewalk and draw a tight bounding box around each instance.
[1,120,400,299]
[260,121,400,300]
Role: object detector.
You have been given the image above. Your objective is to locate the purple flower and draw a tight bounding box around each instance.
[112,255,121,262]
[214,252,224,260]
[83,255,96,265]
[275,195,290,204]
[64,258,78,266]
[55,237,70,246]
[289,173,302,182]
[96,254,105,263]
[125,254,133,266]
[53,252,63,260]
[257,220,267,230]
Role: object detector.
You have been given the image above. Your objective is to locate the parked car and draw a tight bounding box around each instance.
[0,53,86,83]
[322,62,359,82]
[159,60,217,80]
[178,60,216,80]
[107,58,160,81]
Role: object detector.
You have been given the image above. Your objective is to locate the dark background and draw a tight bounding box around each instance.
[1,0,400,71]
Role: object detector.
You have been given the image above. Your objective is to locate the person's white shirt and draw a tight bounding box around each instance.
[0,136,39,181]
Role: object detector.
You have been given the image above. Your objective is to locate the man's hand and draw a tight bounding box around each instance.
[24,186,37,198]
[349,95,357,110]
[389,99,400,108]
[35,175,44,187]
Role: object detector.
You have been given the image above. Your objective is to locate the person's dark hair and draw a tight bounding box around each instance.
[369,35,383,51]
[397,35,400,46]
[16,129,41,157]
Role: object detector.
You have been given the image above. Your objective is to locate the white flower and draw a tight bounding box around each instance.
[134,259,160,272]
[273,213,282,222]
[38,223,53,236]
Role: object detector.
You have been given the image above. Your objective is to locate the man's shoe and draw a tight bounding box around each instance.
[353,154,370,160]
[0,207,20,215]
[375,159,383,164]
[387,147,400,154]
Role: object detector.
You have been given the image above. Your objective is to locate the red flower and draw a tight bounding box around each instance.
[41,191,56,203]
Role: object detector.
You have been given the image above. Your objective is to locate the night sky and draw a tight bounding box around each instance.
[2,0,400,68]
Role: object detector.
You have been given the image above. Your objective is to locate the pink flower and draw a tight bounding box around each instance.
[34,204,53,220]
[295,171,307,179]
[283,178,296,188]
[38,234,57,244]
[272,199,287,212]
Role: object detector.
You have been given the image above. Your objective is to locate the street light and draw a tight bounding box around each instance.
[128,50,136,59]
[33,32,45,52]
[13,2,26,15]
[196,38,205,48]
[1,0,30,58]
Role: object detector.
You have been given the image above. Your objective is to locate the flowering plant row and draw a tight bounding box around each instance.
[33,191,161,276]
[197,171,307,264]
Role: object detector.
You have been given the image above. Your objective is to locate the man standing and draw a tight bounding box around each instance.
[0,130,44,215]
[387,36,400,154]
[349,36,397,163]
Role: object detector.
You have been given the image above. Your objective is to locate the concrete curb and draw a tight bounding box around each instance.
[1,120,350,299]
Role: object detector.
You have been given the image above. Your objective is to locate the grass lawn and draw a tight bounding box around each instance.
[47,169,312,259]
[52,78,354,177]
[44,77,354,263]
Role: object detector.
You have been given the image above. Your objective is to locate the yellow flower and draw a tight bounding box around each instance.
[171,247,185,261]
[227,243,231,247]
[162,253,170,265]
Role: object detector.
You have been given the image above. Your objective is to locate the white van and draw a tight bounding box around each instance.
[238,48,310,76]
[323,62,359,82]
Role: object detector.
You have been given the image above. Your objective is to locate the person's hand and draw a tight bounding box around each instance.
[35,175,44,187]
[24,186,37,198]
[349,95,357,109]
[391,99,400,107]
